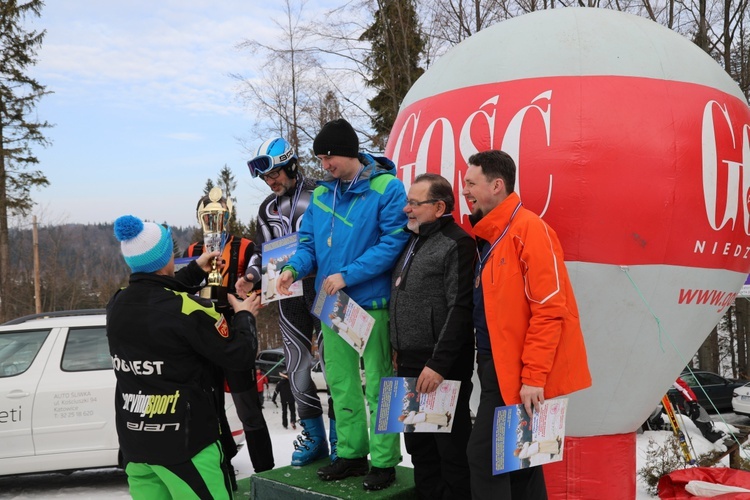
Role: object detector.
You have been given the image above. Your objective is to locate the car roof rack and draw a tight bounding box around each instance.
[2,309,106,326]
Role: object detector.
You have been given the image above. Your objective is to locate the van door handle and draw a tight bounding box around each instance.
[6,390,30,399]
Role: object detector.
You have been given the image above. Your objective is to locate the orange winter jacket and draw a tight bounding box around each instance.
[473,192,592,405]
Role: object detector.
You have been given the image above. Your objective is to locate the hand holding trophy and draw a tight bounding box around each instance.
[196,186,232,303]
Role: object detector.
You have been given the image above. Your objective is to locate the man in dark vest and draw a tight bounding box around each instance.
[389,173,475,499]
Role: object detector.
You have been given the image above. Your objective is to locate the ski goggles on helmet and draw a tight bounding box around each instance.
[247,148,295,179]
[248,155,279,178]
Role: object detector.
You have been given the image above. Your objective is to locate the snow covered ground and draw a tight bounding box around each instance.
[634,411,749,498]
[0,390,411,499]
[1,391,748,499]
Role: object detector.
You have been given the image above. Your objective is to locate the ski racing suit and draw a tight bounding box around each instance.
[245,175,324,421]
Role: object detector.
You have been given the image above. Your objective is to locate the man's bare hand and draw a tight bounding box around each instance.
[234,277,253,296]
[195,250,221,273]
[228,291,260,317]
[277,270,295,295]
[322,273,346,295]
[416,366,444,394]
[520,384,545,417]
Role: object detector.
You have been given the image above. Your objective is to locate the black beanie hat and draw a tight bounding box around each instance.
[313,118,359,158]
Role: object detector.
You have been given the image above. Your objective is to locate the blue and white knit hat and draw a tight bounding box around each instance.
[114,215,173,273]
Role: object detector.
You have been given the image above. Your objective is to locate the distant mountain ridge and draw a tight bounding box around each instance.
[9,223,198,280]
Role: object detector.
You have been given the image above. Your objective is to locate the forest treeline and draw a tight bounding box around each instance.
[5,223,283,350]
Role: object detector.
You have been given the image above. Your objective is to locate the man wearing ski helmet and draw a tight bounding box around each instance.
[236,137,332,466]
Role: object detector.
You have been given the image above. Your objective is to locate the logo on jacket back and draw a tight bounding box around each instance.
[215,315,229,338]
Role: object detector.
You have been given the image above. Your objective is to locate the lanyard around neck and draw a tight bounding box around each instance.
[394,236,419,287]
[475,201,523,286]
[275,177,304,236]
[328,166,364,247]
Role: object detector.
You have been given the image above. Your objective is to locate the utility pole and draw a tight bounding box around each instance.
[33,216,41,313]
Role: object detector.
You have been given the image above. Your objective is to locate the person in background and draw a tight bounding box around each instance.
[236,137,332,466]
[389,173,475,499]
[272,371,297,430]
[107,214,260,499]
[256,368,269,409]
[462,150,592,499]
[671,376,725,443]
[277,118,409,491]
[185,193,275,475]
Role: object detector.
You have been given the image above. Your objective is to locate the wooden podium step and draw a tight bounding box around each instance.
[235,458,416,499]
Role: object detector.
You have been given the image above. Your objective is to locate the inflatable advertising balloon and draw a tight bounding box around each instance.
[385,8,750,499]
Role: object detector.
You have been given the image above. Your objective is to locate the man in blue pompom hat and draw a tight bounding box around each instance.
[107,214,261,500]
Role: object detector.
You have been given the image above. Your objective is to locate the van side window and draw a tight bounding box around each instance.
[62,327,111,372]
[0,330,49,377]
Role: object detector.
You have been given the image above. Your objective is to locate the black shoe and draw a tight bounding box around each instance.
[363,466,396,491]
[317,457,369,481]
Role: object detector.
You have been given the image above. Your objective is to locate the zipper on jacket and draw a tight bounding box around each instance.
[184,402,191,449]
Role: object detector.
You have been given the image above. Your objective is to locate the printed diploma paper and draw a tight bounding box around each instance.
[375,377,461,434]
[261,233,302,304]
[311,289,373,355]
[492,398,568,474]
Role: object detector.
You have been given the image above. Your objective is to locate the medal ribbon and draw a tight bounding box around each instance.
[328,166,364,246]
[475,201,523,286]
[275,176,304,236]
[395,236,419,286]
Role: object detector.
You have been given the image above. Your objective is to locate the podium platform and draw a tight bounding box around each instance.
[236,458,416,499]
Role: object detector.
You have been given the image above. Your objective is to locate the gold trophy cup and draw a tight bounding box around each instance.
[197,187,232,303]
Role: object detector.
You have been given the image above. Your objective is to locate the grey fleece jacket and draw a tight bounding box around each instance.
[389,215,476,377]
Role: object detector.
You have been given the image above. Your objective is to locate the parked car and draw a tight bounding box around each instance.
[0,309,244,477]
[732,382,750,416]
[667,370,745,412]
[256,348,286,382]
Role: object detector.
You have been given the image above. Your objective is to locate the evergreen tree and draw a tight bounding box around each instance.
[0,0,52,322]
[199,166,249,238]
[215,165,245,237]
[359,0,425,149]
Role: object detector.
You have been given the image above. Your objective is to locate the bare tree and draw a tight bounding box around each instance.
[234,0,324,153]
[418,0,509,68]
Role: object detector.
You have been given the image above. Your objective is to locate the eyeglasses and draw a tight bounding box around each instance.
[406,199,439,207]
[259,169,282,181]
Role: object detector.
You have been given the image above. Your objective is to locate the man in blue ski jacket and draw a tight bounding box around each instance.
[277,118,409,491]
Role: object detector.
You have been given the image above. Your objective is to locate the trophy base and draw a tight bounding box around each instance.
[199,285,228,305]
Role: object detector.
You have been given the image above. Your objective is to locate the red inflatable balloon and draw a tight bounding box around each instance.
[385,8,750,498]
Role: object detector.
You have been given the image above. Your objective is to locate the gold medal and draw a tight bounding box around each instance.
[475,275,481,288]
[395,276,401,287]
[327,236,332,247]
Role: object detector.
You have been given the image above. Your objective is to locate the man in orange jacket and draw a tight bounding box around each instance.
[462,150,592,499]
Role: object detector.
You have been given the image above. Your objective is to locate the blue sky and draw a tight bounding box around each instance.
[24,1,335,229]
